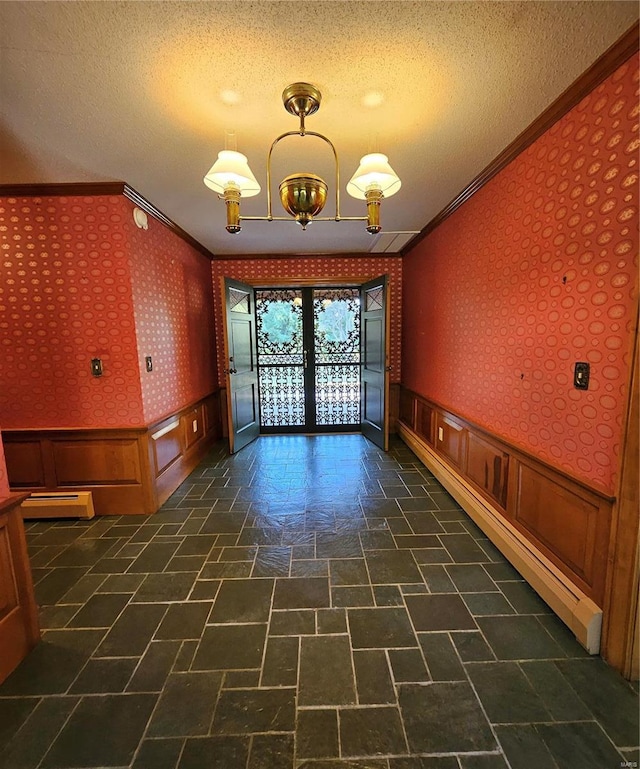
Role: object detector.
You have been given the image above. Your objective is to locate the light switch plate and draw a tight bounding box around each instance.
[574,361,590,390]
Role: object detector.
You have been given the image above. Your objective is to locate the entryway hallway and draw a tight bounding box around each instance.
[0,435,637,768]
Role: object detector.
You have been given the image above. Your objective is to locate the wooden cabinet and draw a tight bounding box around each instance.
[0,493,39,684]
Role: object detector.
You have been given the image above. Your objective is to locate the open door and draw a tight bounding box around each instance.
[222,278,260,453]
[360,275,390,450]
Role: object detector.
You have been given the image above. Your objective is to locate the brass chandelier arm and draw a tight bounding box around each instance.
[265,129,341,220]
[239,215,368,223]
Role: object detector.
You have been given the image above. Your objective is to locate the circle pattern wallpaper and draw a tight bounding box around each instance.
[403,59,638,494]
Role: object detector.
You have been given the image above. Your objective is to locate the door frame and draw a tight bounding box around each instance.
[255,285,363,435]
[220,275,396,445]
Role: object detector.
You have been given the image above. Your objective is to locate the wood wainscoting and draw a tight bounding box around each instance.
[397,387,615,655]
[3,392,221,516]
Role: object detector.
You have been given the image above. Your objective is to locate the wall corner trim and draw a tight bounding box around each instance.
[398,421,603,654]
[401,21,640,256]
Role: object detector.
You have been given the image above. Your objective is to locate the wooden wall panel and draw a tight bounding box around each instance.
[184,405,205,449]
[3,442,45,487]
[467,432,508,509]
[399,386,416,429]
[512,463,606,598]
[151,420,182,476]
[416,400,434,446]
[398,386,614,610]
[4,391,220,516]
[53,440,141,484]
[435,412,466,469]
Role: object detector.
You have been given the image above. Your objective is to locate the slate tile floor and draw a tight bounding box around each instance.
[1,434,638,769]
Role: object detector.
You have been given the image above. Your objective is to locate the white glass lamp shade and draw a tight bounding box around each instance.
[346,153,401,200]
[203,150,261,196]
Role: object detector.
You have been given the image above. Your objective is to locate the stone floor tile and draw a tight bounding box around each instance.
[477,615,566,660]
[388,648,430,683]
[555,657,639,746]
[0,696,80,769]
[499,580,553,615]
[405,594,477,631]
[209,578,274,623]
[317,607,347,634]
[439,533,490,563]
[248,733,295,768]
[466,661,551,723]
[388,757,459,769]
[252,546,292,577]
[96,603,168,657]
[131,738,183,769]
[261,636,299,686]
[133,572,198,602]
[269,608,316,636]
[462,592,514,616]
[127,640,181,692]
[329,558,370,586]
[339,706,408,756]
[69,657,137,694]
[348,607,417,649]
[418,633,466,681]
[154,601,212,640]
[353,649,396,704]
[147,671,222,737]
[273,577,330,609]
[192,624,267,670]
[296,709,339,758]
[332,585,375,607]
[399,682,496,753]
[299,635,356,706]
[41,693,157,768]
[451,630,495,662]
[519,660,591,721]
[365,550,422,584]
[0,629,105,695]
[212,687,296,733]
[178,735,250,769]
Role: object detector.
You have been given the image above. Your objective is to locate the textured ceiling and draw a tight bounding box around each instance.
[0,1,637,256]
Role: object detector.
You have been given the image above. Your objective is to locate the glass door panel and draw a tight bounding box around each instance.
[256,287,361,432]
[313,289,361,426]
[256,289,305,427]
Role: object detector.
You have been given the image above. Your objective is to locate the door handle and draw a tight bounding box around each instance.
[385,365,393,371]
[304,349,308,369]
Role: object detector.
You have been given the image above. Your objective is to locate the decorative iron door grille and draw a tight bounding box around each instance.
[255,287,361,432]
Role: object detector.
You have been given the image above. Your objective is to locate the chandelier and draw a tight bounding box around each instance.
[203,82,401,234]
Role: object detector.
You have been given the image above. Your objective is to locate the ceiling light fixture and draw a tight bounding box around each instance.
[203,82,401,235]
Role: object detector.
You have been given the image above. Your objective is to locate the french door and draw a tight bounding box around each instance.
[256,287,361,433]
[222,276,390,452]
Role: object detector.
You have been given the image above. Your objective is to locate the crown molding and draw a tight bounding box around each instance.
[401,22,640,257]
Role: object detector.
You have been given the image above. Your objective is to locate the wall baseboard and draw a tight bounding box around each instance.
[398,422,602,653]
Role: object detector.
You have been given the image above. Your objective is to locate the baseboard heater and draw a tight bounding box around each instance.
[397,422,602,655]
[20,491,95,520]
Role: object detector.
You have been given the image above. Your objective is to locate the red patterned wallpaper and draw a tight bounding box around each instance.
[211,256,403,388]
[129,218,217,425]
[0,431,9,498]
[0,195,145,428]
[0,194,217,429]
[402,60,638,494]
